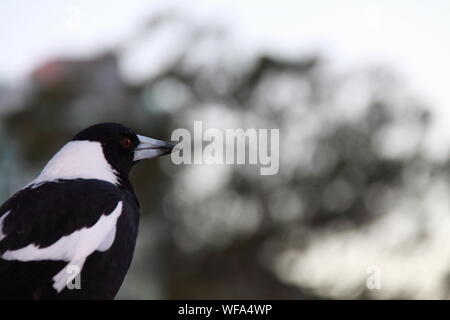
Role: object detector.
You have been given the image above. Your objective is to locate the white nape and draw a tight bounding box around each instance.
[0,211,11,241]
[30,141,118,187]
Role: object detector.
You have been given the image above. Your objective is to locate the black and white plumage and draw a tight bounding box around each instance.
[0,123,174,299]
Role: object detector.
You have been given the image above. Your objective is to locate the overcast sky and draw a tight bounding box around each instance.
[1,0,450,298]
[1,0,449,158]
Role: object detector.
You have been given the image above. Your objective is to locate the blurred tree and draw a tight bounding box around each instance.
[0,12,434,299]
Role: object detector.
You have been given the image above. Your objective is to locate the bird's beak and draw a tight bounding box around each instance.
[133,135,175,161]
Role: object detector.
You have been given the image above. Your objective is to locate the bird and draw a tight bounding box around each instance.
[0,122,174,299]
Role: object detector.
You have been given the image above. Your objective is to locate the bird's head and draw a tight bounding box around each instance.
[71,122,174,179]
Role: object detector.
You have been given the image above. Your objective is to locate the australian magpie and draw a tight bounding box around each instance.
[0,123,174,299]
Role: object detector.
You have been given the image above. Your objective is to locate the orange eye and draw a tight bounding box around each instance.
[121,137,132,148]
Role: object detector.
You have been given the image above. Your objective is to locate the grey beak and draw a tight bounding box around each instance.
[133,135,174,161]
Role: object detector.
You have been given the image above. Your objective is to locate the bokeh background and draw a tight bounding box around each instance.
[1,0,450,299]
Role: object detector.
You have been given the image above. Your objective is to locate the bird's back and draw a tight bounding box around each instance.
[0,179,140,299]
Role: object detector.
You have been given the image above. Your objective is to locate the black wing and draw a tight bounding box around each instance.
[0,179,122,299]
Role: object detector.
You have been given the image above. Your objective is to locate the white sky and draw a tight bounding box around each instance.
[0,0,449,158]
[1,0,450,298]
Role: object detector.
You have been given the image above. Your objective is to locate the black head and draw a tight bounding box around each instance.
[72,123,140,178]
[72,123,174,179]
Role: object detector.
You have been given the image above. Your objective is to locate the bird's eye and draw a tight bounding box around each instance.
[121,137,133,149]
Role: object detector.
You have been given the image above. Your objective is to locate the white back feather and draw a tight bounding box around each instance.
[0,210,11,241]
